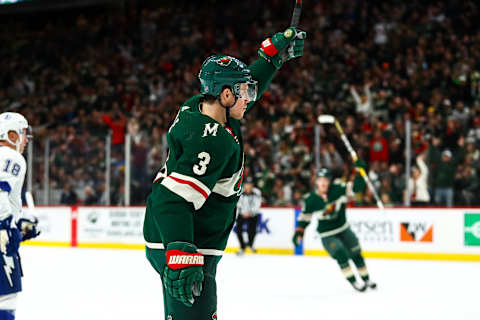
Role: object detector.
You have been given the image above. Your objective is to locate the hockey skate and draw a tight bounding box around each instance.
[248,246,257,254]
[351,281,367,292]
[365,280,377,289]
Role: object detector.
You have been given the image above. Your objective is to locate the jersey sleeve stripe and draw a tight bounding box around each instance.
[0,181,11,193]
[298,213,312,222]
[161,172,211,210]
[169,176,209,198]
[169,172,210,196]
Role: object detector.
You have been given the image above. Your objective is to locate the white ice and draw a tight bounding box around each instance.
[15,246,479,320]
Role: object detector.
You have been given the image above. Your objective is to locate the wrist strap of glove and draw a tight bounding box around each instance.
[260,38,279,57]
[166,249,204,270]
[295,227,305,234]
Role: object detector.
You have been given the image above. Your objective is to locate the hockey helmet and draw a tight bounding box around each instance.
[317,168,332,179]
[0,112,31,151]
[198,55,258,102]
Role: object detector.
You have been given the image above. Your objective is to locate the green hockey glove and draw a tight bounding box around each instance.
[258,27,307,69]
[352,159,367,192]
[354,159,367,171]
[163,242,204,307]
[292,227,305,247]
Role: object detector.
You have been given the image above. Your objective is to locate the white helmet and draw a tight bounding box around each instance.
[0,112,31,152]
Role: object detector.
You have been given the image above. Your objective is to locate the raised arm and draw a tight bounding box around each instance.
[247,27,306,111]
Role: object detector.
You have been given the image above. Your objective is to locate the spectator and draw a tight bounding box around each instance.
[320,143,344,171]
[369,129,389,164]
[101,110,128,147]
[407,153,430,206]
[388,164,406,204]
[451,101,470,127]
[433,150,455,207]
[84,186,98,205]
[350,83,373,117]
[454,164,478,206]
[60,183,78,205]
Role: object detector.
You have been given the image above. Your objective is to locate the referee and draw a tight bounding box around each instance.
[236,177,262,255]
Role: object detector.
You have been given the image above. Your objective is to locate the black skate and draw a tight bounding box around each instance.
[365,280,377,289]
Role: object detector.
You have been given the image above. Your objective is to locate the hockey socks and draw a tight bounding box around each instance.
[342,266,366,292]
[358,266,369,281]
[358,266,377,289]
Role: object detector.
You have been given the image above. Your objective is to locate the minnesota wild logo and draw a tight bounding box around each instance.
[234,169,245,195]
[324,203,336,217]
[212,156,245,197]
[216,57,232,66]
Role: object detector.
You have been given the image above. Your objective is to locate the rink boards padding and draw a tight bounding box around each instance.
[22,206,480,261]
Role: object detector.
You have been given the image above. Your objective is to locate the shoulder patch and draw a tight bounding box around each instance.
[202,123,219,137]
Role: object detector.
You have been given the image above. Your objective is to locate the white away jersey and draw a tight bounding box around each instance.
[0,146,26,221]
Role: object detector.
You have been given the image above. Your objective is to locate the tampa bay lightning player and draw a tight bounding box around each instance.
[0,112,39,320]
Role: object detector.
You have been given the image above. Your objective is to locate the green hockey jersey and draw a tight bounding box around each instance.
[143,58,276,254]
[297,177,365,237]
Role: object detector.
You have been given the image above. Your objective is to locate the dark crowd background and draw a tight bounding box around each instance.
[1,0,480,207]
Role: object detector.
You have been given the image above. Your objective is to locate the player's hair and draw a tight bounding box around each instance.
[201,86,232,104]
[201,94,217,104]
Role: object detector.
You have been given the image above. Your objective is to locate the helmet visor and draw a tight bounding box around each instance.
[234,80,258,102]
[24,126,33,139]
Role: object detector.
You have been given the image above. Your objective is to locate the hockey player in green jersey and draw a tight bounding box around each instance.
[292,163,377,292]
[143,27,306,319]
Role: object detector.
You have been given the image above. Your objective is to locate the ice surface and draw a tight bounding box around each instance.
[15,246,479,320]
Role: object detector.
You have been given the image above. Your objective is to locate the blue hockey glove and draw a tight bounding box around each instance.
[163,242,204,307]
[0,216,21,255]
[17,217,40,241]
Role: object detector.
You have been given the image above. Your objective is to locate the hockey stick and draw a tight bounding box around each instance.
[25,191,35,212]
[290,0,303,28]
[23,191,39,236]
[317,115,385,210]
[17,191,38,277]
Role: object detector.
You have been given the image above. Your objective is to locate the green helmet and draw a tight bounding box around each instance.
[317,168,332,179]
[198,55,257,102]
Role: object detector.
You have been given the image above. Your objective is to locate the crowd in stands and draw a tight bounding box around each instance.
[1,0,480,206]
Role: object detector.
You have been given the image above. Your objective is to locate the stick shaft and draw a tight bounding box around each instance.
[290,0,302,27]
[25,191,35,210]
[334,121,384,210]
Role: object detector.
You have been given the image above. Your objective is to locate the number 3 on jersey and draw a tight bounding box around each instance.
[193,152,211,175]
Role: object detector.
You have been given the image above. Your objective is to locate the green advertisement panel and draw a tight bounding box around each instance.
[464,214,480,246]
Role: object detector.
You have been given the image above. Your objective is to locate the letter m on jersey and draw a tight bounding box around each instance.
[202,123,219,137]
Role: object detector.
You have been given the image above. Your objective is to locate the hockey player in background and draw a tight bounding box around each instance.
[143,27,306,319]
[0,112,40,319]
[292,163,377,292]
